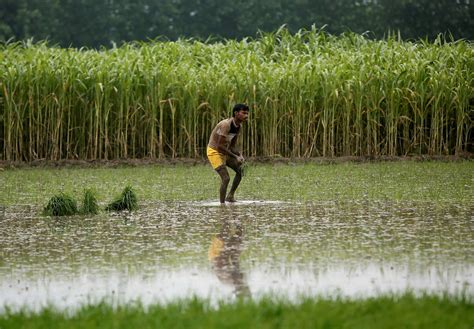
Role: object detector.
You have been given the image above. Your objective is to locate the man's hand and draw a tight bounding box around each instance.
[236,155,245,164]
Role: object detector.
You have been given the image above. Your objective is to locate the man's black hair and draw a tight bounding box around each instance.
[232,103,249,117]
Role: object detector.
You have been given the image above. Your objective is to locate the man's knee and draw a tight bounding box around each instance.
[235,167,242,177]
[226,161,242,175]
[226,156,239,167]
[221,175,231,185]
[217,167,230,184]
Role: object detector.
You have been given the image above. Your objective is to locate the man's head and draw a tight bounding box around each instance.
[232,103,250,118]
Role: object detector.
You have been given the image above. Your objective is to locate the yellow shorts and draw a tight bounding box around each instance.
[208,236,224,261]
[207,146,226,169]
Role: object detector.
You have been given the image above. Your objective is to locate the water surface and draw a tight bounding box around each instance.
[0,200,472,311]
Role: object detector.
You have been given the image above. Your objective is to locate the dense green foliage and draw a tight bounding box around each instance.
[1,0,473,47]
[1,30,472,161]
[43,193,78,216]
[105,185,138,211]
[0,294,472,329]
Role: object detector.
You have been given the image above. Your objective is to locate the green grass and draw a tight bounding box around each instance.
[0,294,472,329]
[0,161,472,207]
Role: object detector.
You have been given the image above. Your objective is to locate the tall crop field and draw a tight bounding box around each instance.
[0,28,472,161]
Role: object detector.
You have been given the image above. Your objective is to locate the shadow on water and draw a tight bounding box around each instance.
[208,206,250,298]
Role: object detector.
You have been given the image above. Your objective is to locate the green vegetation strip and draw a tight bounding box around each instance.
[1,294,472,329]
[1,29,472,161]
[0,162,472,207]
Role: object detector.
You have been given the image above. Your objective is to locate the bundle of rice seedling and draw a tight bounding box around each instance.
[81,189,99,215]
[43,194,78,216]
[105,185,138,211]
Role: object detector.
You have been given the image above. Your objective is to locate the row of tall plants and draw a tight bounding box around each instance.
[1,28,472,161]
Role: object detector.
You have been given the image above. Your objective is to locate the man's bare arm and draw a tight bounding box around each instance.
[215,135,238,158]
[229,136,241,156]
[216,135,244,163]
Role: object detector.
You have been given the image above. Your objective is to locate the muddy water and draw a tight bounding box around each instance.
[0,200,472,311]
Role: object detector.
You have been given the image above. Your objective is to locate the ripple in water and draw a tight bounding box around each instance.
[0,200,472,311]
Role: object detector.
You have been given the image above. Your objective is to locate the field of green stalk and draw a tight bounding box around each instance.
[1,28,472,161]
[1,295,472,329]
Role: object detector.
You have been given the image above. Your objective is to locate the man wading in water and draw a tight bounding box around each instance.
[207,103,249,204]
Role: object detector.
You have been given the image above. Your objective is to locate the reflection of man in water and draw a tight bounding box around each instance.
[208,210,250,297]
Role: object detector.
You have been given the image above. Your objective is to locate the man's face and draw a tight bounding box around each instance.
[235,110,249,122]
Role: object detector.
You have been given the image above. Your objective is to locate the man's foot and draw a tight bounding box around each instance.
[225,196,237,202]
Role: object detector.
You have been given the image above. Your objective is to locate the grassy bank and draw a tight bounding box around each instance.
[1,29,472,161]
[1,294,472,329]
[0,161,472,206]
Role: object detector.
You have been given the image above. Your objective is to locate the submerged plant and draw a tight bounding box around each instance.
[43,194,78,216]
[81,189,99,215]
[105,185,138,211]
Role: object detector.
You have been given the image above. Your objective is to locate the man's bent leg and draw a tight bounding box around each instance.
[225,157,242,202]
[216,166,230,204]
[207,147,229,204]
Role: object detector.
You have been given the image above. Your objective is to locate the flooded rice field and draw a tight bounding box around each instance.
[0,200,472,311]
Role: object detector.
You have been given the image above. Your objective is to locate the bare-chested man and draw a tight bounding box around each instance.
[207,103,249,204]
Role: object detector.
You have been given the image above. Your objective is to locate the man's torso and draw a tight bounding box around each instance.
[208,118,240,150]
